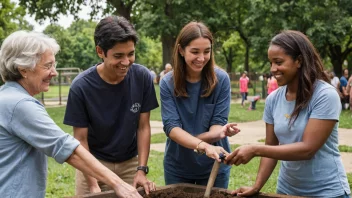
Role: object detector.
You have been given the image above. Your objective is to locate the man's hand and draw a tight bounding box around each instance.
[231,186,259,197]
[133,171,156,195]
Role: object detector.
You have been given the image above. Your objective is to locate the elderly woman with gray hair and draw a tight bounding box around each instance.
[0,31,142,198]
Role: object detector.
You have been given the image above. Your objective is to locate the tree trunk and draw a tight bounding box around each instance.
[329,44,351,77]
[222,47,233,73]
[109,0,136,21]
[161,34,175,71]
[244,44,250,73]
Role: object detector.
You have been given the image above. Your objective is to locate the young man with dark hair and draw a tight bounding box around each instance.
[64,16,158,195]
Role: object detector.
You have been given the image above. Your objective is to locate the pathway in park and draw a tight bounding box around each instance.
[149,120,352,173]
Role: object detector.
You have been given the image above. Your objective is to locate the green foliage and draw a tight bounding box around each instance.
[42,18,162,71]
[43,20,100,70]
[0,0,32,43]
[17,0,352,75]
[135,33,162,70]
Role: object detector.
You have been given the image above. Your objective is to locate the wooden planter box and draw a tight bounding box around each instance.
[67,183,304,198]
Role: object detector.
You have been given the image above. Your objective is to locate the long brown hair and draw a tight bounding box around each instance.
[172,21,217,97]
[270,30,330,125]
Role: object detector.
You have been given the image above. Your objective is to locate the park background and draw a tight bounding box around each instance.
[1,0,352,197]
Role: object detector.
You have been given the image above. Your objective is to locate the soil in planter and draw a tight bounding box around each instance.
[143,186,261,198]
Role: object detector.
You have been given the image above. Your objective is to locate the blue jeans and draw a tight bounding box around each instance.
[164,171,230,189]
[241,92,247,105]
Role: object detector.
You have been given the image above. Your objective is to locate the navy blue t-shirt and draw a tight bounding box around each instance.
[64,63,159,162]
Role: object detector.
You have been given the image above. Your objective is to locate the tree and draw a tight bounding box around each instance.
[134,0,216,69]
[67,20,101,69]
[0,0,31,44]
[245,0,352,76]
[203,0,254,73]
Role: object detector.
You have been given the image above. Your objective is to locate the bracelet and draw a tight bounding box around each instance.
[194,140,205,155]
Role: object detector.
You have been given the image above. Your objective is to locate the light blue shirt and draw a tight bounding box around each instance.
[264,80,350,197]
[0,82,80,198]
[160,68,231,178]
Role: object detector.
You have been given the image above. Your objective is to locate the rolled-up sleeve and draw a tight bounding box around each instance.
[10,99,80,164]
[160,77,182,136]
[210,72,230,126]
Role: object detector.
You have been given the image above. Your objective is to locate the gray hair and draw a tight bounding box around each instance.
[0,31,60,82]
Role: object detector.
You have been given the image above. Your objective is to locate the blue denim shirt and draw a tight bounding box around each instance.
[160,68,232,179]
[0,81,80,198]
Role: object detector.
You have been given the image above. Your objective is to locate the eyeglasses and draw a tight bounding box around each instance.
[40,62,57,70]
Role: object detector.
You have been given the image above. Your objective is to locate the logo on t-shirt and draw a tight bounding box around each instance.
[130,103,141,113]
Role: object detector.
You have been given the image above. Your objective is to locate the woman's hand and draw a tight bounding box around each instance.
[199,142,229,162]
[220,123,241,138]
[225,145,256,166]
[114,181,143,198]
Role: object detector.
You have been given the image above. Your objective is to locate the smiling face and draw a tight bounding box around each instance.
[19,50,57,96]
[268,45,300,87]
[97,40,135,82]
[179,37,211,76]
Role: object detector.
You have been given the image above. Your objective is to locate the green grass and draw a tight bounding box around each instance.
[339,110,352,128]
[34,85,71,100]
[339,145,352,153]
[150,84,162,121]
[151,133,167,144]
[228,102,264,123]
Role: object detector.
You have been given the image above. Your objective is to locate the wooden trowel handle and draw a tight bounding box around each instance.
[204,160,221,198]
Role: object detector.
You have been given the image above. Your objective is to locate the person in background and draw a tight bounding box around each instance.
[330,71,340,89]
[340,68,349,110]
[159,63,172,82]
[239,71,249,107]
[248,95,261,111]
[160,21,241,189]
[0,31,142,198]
[226,30,350,197]
[267,74,278,95]
[346,73,352,112]
[328,70,343,99]
[64,16,158,195]
[150,68,157,84]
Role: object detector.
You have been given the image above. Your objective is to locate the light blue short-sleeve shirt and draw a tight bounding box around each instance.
[263,80,350,197]
[0,82,80,198]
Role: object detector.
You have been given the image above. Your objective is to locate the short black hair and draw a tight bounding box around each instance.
[94,16,138,56]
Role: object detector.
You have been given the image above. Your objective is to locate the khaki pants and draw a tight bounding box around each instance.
[75,156,138,195]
